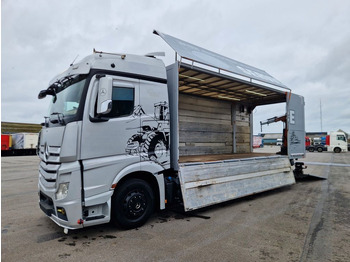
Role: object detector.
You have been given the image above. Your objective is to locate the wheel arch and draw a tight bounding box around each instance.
[111,162,165,210]
[115,171,160,210]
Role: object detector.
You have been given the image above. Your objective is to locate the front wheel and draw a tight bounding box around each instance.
[334,147,341,153]
[111,179,154,229]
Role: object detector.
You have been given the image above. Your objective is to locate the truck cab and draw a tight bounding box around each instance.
[38,52,170,230]
[326,131,348,153]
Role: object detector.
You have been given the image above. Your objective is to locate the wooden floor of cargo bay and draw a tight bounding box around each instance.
[2,149,350,262]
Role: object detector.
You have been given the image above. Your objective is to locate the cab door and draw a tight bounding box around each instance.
[286,93,306,159]
[81,75,140,160]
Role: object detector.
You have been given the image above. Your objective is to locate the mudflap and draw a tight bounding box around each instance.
[293,162,326,181]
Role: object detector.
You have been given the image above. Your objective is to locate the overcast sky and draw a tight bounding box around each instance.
[2,0,350,135]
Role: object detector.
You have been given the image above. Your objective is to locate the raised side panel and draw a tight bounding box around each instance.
[179,156,294,211]
[287,93,306,159]
[166,62,179,170]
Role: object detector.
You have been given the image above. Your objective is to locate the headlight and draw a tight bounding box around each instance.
[56,182,69,200]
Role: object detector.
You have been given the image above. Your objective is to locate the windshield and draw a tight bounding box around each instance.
[48,75,86,123]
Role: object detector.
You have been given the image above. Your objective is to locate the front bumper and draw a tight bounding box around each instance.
[38,161,84,230]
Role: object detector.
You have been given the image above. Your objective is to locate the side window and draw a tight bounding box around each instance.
[104,87,134,118]
[337,135,345,142]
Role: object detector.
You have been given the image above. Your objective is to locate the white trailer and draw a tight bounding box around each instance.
[37,31,305,232]
[10,133,38,155]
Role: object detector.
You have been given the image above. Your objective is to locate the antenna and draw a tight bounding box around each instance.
[70,55,79,66]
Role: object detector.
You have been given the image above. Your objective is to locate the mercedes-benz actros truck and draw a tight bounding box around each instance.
[38,31,306,233]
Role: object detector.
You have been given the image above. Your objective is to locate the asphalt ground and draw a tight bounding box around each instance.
[1,148,350,261]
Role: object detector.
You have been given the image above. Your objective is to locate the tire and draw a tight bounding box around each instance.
[111,179,154,229]
[317,147,323,152]
[334,147,341,153]
[308,147,314,152]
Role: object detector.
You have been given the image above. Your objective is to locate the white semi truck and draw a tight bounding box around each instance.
[306,131,347,153]
[325,131,348,153]
[37,31,306,233]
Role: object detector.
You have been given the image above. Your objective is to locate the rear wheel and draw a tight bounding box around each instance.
[308,147,314,152]
[334,147,341,153]
[111,179,154,229]
[317,147,323,152]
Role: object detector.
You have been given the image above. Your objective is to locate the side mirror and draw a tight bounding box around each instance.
[38,90,47,99]
[97,77,113,114]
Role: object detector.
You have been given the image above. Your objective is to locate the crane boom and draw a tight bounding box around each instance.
[260,115,286,132]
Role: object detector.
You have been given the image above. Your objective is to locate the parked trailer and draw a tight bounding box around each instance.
[37,31,306,233]
[1,133,38,156]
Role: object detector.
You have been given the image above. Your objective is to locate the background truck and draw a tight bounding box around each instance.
[326,131,348,153]
[305,136,311,147]
[37,30,306,233]
[253,135,263,148]
[307,131,347,153]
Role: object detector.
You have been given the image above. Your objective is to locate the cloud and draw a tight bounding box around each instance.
[2,0,350,135]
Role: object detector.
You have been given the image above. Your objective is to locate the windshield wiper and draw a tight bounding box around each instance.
[38,83,59,102]
[38,76,75,102]
[50,112,65,125]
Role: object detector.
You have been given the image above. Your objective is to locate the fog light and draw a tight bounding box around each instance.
[56,182,69,200]
[57,207,66,215]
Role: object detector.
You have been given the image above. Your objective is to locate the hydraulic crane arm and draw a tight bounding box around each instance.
[260,115,286,132]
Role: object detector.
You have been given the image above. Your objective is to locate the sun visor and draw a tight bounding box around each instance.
[49,60,91,85]
[154,30,287,89]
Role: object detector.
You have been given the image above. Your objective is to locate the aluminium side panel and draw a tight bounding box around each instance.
[166,62,179,171]
[287,93,306,159]
[179,156,295,211]
[250,112,253,153]
[154,30,287,89]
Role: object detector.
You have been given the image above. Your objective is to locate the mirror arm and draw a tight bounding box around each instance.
[89,115,109,123]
